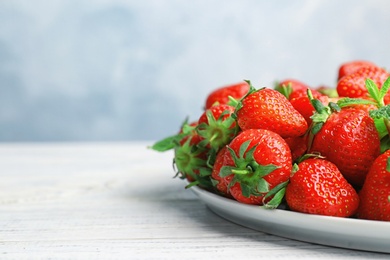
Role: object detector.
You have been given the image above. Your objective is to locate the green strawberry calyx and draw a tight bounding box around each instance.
[306,90,339,152]
[308,89,340,135]
[326,76,390,153]
[196,109,238,152]
[363,76,390,152]
[173,136,215,190]
[218,140,285,208]
[274,81,293,99]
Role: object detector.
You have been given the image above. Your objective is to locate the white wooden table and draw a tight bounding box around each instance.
[0,142,388,259]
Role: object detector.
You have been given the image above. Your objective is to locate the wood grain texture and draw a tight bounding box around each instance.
[0,142,388,259]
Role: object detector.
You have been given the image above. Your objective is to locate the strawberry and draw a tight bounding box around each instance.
[309,105,381,187]
[205,81,250,109]
[288,88,324,101]
[219,129,292,207]
[336,66,389,101]
[235,81,308,138]
[210,146,232,197]
[285,158,359,217]
[316,85,339,98]
[284,136,308,162]
[357,150,390,221]
[289,90,329,126]
[150,121,213,188]
[196,104,237,151]
[337,60,377,80]
[275,79,311,100]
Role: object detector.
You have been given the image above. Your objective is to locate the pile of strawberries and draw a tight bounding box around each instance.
[152,60,390,221]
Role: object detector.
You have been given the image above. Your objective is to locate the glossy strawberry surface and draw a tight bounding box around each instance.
[310,106,380,187]
[337,66,389,100]
[357,150,390,221]
[205,81,249,109]
[286,158,359,217]
[236,88,308,138]
[221,129,292,205]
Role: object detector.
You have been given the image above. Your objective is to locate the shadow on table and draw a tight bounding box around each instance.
[142,181,389,259]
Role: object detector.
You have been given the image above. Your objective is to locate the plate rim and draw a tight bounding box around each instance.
[190,185,390,254]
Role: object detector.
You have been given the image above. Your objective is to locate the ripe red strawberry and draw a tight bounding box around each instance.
[197,104,237,151]
[205,81,250,109]
[357,150,390,221]
[235,82,308,138]
[337,66,389,100]
[210,146,232,197]
[275,79,311,100]
[288,88,324,100]
[310,106,381,187]
[285,158,359,217]
[219,129,292,207]
[284,136,308,162]
[316,85,339,98]
[289,91,329,126]
[337,60,377,80]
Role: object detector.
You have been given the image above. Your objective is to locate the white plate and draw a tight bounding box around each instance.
[190,185,390,254]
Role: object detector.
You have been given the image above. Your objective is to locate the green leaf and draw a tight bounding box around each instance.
[149,133,185,152]
[241,182,252,198]
[210,178,219,188]
[369,105,390,120]
[233,80,257,115]
[387,157,390,172]
[219,166,234,177]
[328,102,341,112]
[336,97,376,109]
[244,143,257,161]
[262,187,287,209]
[255,164,279,178]
[227,95,239,107]
[206,148,217,168]
[317,87,339,98]
[261,181,289,209]
[366,78,381,105]
[239,140,252,158]
[257,178,270,193]
[275,82,293,99]
[292,163,299,174]
[198,167,212,177]
[311,98,326,113]
[205,110,216,125]
[379,76,390,102]
[181,123,195,134]
[380,135,390,154]
[311,122,324,135]
[226,146,239,162]
[374,118,389,139]
[185,180,199,189]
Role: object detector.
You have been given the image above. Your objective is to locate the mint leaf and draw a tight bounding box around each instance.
[369,105,390,120]
[366,78,381,105]
[374,118,388,139]
[379,76,390,102]
[336,97,376,108]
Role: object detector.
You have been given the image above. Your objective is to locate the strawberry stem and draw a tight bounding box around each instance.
[231,169,250,175]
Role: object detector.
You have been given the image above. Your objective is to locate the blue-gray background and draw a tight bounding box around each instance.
[1,0,390,142]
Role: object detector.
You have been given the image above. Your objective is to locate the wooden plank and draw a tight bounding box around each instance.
[0,143,387,259]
